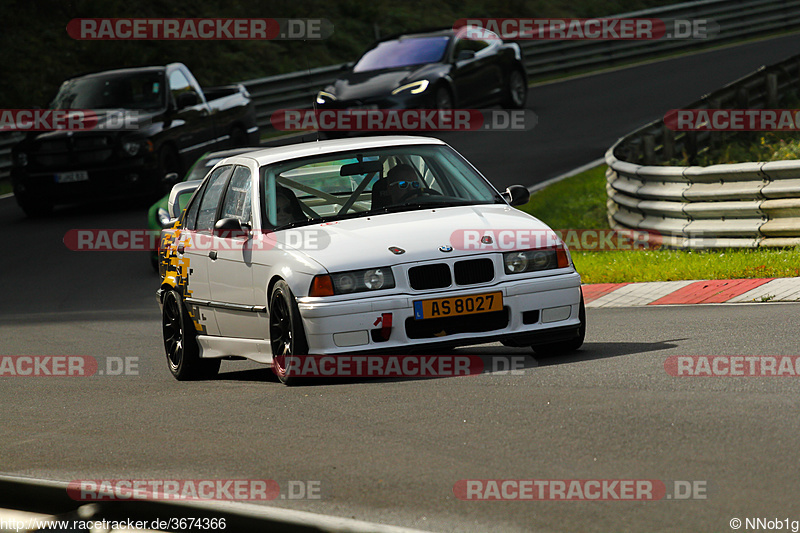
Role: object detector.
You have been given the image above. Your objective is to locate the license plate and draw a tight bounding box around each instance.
[413,292,503,320]
[55,171,89,183]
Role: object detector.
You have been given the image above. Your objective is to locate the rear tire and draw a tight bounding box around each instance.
[156,146,182,197]
[269,280,309,385]
[503,68,527,109]
[532,294,586,356]
[229,126,248,148]
[162,289,220,380]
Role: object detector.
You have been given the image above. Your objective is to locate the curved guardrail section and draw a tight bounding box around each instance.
[606,53,800,248]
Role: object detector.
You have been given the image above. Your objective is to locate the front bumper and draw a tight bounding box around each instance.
[12,158,159,203]
[297,272,582,354]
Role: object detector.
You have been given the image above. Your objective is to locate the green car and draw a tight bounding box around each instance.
[147,147,259,270]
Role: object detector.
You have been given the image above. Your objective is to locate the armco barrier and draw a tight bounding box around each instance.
[3,0,800,187]
[606,53,800,248]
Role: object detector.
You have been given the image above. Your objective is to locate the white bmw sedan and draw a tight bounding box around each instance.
[158,136,584,384]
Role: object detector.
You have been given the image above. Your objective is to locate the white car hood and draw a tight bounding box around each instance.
[275,204,558,272]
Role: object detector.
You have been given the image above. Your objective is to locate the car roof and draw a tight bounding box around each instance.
[382,28,455,41]
[232,136,447,166]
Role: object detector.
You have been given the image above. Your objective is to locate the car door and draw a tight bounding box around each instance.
[450,33,503,106]
[181,164,234,337]
[168,67,216,165]
[207,163,263,339]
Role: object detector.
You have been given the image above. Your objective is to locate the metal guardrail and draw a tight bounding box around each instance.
[605,52,800,247]
[3,0,800,188]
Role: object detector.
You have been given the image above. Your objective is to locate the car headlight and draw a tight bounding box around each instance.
[391,80,429,95]
[309,267,395,296]
[503,246,570,274]
[316,91,336,105]
[122,140,142,156]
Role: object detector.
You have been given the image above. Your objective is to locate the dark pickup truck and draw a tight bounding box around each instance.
[11,62,259,216]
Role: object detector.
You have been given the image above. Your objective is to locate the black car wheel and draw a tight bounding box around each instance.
[269,280,309,385]
[156,146,182,196]
[503,69,528,109]
[532,293,586,356]
[229,125,248,148]
[15,190,53,218]
[434,86,453,110]
[162,289,220,380]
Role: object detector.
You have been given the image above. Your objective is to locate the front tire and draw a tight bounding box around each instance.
[434,86,453,110]
[15,189,53,218]
[269,280,309,385]
[162,289,220,380]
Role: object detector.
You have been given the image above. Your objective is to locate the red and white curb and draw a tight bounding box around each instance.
[583,277,800,308]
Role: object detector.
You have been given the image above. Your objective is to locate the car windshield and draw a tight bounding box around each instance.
[260,144,504,229]
[353,36,450,72]
[51,71,166,110]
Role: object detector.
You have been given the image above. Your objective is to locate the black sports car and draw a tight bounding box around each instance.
[315,28,528,111]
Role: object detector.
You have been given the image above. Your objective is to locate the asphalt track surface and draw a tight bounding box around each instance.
[3,33,800,532]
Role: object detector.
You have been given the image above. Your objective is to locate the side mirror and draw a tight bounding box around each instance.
[176,90,200,109]
[456,50,476,62]
[214,217,250,239]
[167,179,202,219]
[502,185,530,206]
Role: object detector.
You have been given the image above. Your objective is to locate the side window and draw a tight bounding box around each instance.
[219,166,252,227]
[169,70,193,103]
[196,165,233,233]
[183,180,209,231]
[453,36,490,58]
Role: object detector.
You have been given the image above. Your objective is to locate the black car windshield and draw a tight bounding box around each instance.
[260,144,504,229]
[51,71,166,110]
[353,36,450,73]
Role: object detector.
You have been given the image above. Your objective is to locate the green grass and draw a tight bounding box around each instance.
[573,248,800,284]
[518,164,610,230]
[519,164,800,283]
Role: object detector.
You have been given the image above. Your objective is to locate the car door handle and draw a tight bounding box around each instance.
[208,251,217,260]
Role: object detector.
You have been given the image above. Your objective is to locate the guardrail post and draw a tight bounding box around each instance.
[767,72,779,108]
[686,132,698,166]
[736,87,750,108]
[663,125,674,161]
[643,134,656,165]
